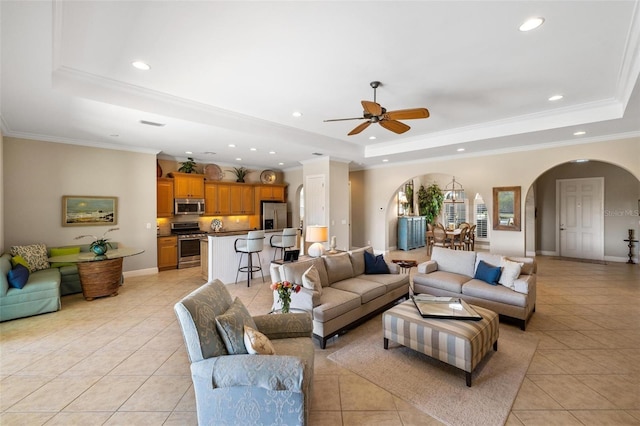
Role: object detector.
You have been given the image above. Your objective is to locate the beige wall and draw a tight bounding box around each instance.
[3,138,158,273]
[358,137,640,257]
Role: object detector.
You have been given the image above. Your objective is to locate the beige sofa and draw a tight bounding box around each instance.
[270,247,410,348]
[412,247,537,330]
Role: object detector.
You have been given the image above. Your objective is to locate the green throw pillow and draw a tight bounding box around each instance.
[49,246,81,268]
[11,255,30,270]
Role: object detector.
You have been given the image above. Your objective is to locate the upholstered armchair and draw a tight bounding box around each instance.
[174,279,315,425]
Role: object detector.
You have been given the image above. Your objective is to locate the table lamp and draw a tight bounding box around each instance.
[306,225,328,257]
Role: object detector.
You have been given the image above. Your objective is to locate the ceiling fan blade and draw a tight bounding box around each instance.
[348,121,372,136]
[379,119,410,134]
[384,108,430,120]
[361,100,382,116]
[323,117,366,122]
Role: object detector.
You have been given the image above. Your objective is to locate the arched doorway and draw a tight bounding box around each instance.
[526,160,640,262]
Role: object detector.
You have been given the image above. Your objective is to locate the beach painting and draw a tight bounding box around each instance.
[62,196,118,226]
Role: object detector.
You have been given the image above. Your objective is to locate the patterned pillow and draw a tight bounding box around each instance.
[215,298,257,354]
[244,326,276,355]
[10,244,49,272]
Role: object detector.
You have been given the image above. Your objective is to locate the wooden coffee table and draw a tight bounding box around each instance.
[391,259,417,274]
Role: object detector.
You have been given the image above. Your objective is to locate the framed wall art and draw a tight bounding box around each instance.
[62,196,118,227]
[492,186,521,231]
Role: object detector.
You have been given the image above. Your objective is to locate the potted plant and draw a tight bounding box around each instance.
[232,166,250,182]
[75,227,119,255]
[178,157,197,173]
[418,183,444,224]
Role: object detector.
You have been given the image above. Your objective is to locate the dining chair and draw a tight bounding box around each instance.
[466,224,476,251]
[432,226,452,249]
[453,226,468,250]
[459,222,470,230]
[426,223,435,255]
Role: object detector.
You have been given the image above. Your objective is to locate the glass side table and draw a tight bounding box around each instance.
[48,248,144,300]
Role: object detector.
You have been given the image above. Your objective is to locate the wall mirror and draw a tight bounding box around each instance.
[492,186,521,231]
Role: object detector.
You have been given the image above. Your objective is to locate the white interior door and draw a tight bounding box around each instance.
[558,177,604,260]
[305,174,325,227]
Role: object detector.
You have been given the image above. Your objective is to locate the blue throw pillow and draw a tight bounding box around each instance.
[8,264,30,289]
[474,260,502,285]
[364,251,390,274]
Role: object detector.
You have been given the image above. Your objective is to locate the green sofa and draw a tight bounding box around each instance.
[0,253,61,322]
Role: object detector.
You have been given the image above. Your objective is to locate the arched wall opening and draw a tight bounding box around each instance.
[385,173,492,251]
[525,159,640,262]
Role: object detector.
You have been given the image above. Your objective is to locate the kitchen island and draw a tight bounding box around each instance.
[202,230,285,284]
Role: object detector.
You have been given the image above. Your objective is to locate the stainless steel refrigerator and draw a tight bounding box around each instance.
[262,202,287,230]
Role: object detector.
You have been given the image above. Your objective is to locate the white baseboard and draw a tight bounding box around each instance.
[123,267,158,278]
[538,250,558,256]
[526,250,536,257]
[604,255,638,264]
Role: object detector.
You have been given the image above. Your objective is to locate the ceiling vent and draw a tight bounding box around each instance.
[312,152,323,156]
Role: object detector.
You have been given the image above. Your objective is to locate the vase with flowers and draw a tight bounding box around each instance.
[270,280,301,313]
[75,227,119,255]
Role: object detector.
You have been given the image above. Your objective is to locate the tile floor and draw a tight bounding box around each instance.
[1,249,638,425]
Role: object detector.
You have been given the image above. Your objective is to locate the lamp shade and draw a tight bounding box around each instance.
[306,226,328,243]
[306,226,328,257]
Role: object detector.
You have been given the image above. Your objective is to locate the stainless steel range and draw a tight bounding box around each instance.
[171,222,208,269]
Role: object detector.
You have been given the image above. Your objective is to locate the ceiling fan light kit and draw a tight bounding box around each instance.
[325,81,429,136]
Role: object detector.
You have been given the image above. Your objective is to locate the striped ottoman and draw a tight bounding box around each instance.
[383,300,499,387]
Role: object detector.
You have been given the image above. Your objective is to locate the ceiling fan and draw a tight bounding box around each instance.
[324,81,429,136]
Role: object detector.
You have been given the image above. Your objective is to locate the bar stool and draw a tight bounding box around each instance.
[270,228,298,260]
[234,230,265,287]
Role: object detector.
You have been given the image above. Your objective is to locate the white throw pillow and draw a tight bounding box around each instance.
[244,326,276,355]
[302,265,322,295]
[498,257,524,290]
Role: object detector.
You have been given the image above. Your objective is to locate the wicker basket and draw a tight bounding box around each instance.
[77,257,123,301]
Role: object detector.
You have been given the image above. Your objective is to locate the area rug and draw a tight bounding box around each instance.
[327,316,538,426]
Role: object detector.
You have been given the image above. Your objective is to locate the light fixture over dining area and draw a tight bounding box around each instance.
[444,176,465,203]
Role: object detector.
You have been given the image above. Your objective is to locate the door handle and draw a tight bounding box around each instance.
[559,224,565,231]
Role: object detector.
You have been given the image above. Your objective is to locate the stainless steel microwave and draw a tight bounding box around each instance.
[174,198,205,215]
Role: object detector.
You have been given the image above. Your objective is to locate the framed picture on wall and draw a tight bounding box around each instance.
[492,186,521,231]
[62,196,118,226]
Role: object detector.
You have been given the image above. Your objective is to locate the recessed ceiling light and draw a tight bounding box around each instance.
[574,159,589,163]
[573,131,586,136]
[250,147,257,151]
[519,17,544,32]
[457,148,465,152]
[548,95,563,101]
[235,157,242,161]
[228,144,236,148]
[139,120,165,127]
[382,159,389,163]
[369,136,376,140]
[132,61,150,70]
[269,151,276,155]
[185,151,192,154]
[292,112,303,118]
[278,162,284,166]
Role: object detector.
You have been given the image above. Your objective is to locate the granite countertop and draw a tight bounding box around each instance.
[207,229,284,237]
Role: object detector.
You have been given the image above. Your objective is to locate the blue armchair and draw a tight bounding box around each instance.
[174,279,315,425]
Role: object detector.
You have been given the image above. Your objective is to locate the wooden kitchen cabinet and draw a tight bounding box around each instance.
[157,178,174,217]
[157,235,178,271]
[256,184,286,202]
[205,183,232,215]
[172,172,205,198]
[230,184,255,214]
